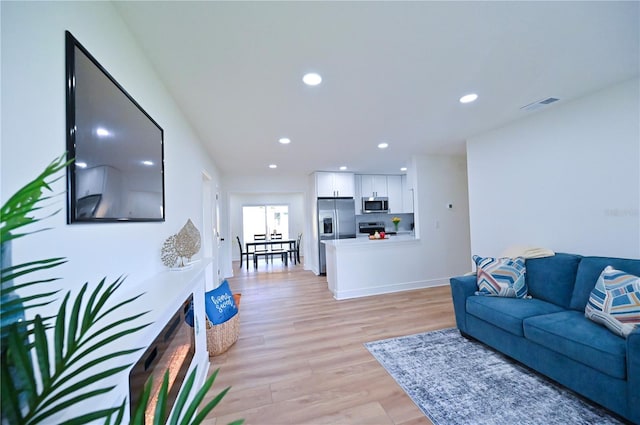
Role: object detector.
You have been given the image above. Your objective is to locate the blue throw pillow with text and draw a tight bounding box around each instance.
[205,280,238,325]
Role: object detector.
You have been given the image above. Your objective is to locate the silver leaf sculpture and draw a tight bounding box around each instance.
[161,219,202,268]
[175,219,201,262]
[161,234,179,267]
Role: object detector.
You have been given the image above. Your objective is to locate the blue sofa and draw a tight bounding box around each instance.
[450,253,640,424]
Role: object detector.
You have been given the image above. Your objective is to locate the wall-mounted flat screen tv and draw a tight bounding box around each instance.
[65,31,165,223]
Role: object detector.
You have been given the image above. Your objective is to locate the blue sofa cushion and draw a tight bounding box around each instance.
[525,253,582,309]
[473,255,528,298]
[467,296,565,337]
[585,266,640,337]
[570,256,640,311]
[524,310,627,379]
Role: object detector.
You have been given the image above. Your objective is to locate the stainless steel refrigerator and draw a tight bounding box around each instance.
[318,197,356,274]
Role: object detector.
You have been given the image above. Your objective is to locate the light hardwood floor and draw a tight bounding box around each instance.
[203,259,456,425]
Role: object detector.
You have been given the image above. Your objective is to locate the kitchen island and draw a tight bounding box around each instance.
[323,234,446,299]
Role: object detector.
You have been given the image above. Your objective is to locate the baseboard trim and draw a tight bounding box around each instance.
[333,278,449,300]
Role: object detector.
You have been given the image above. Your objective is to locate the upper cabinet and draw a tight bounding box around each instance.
[314,172,414,213]
[315,172,355,198]
[386,175,403,214]
[401,175,414,213]
[359,174,388,197]
[354,174,413,214]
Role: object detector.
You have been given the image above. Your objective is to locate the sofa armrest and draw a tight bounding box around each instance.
[449,274,477,334]
[627,327,640,423]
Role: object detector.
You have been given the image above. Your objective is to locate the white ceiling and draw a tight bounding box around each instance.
[114,1,639,178]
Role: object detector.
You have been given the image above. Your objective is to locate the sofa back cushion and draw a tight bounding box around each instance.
[525,253,582,308]
[570,256,640,311]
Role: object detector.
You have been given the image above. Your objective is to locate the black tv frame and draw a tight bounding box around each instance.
[65,30,165,223]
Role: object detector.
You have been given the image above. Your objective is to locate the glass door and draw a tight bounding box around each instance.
[242,205,289,244]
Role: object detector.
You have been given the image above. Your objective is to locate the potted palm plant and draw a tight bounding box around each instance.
[0,154,242,425]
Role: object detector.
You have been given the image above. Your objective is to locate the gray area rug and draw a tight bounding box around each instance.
[365,328,624,425]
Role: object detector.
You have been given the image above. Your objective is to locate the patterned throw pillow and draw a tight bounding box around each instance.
[205,280,238,325]
[585,266,640,337]
[473,255,528,298]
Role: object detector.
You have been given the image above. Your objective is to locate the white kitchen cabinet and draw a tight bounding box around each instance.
[386,175,403,213]
[315,172,354,197]
[333,173,355,197]
[401,174,414,213]
[315,172,334,197]
[353,174,414,213]
[359,174,388,197]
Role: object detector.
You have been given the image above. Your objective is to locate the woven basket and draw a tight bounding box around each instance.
[205,293,241,357]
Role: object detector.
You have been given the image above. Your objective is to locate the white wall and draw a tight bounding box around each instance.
[1,1,222,323]
[413,155,473,276]
[467,78,640,258]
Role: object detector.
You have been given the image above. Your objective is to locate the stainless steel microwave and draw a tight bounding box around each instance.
[362,197,389,213]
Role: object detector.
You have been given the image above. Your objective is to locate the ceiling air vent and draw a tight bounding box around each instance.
[520,97,560,112]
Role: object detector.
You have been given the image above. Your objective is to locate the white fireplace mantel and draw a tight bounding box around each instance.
[57,258,212,423]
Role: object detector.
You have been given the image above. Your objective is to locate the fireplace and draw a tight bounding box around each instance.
[129,294,195,423]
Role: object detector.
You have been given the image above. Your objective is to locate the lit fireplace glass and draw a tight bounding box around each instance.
[129,294,195,423]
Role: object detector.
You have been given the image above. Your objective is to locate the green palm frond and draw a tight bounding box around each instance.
[1,154,241,424]
[1,257,68,284]
[131,370,154,424]
[180,368,233,425]
[104,400,127,425]
[2,278,150,424]
[1,155,70,342]
[130,367,244,425]
[0,153,69,244]
[153,371,170,424]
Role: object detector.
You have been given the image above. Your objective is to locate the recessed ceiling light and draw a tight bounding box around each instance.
[303,72,322,86]
[76,161,87,168]
[400,167,408,172]
[278,137,291,144]
[269,164,277,169]
[378,142,389,149]
[142,160,154,166]
[339,166,347,171]
[459,93,478,104]
[96,127,110,137]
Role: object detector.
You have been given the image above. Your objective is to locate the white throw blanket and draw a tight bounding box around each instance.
[464,246,555,276]
[500,245,555,259]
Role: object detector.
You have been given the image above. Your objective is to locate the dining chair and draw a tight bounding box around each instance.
[253,234,269,252]
[236,236,253,269]
[286,233,301,265]
[268,233,288,264]
[236,236,245,268]
[252,234,270,267]
[291,233,302,264]
[296,233,302,263]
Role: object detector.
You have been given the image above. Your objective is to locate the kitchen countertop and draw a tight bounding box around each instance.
[356,230,413,238]
[324,234,418,246]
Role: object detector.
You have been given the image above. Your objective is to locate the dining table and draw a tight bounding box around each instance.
[245,238,297,268]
